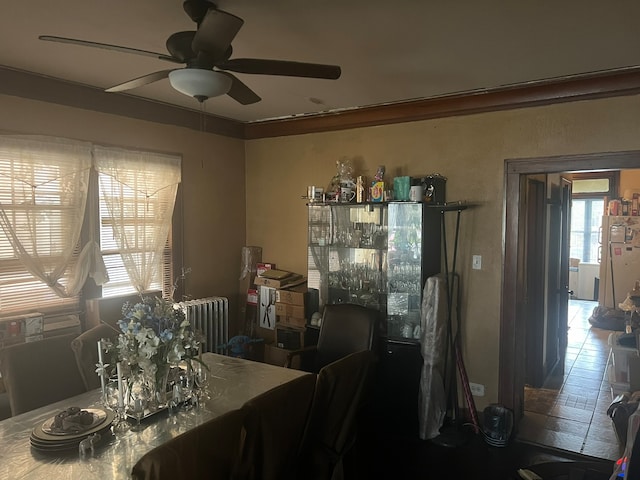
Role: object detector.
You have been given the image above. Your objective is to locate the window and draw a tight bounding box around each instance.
[0,137,90,317]
[570,198,604,263]
[569,171,618,264]
[94,146,180,299]
[98,173,170,298]
[0,136,180,318]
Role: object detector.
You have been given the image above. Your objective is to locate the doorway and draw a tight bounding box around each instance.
[500,151,640,435]
[519,298,619,460]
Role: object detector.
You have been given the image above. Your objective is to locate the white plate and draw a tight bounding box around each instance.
[41,408,108,436]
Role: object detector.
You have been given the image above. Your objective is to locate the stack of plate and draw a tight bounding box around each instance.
[30,408,115,453]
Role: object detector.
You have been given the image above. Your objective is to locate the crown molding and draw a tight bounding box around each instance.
[243,69,640,139]
[3,66,640,141]
[0,66,245,138]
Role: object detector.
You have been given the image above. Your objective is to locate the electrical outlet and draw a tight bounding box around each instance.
[472,255,482,270]
[469,382,485,396]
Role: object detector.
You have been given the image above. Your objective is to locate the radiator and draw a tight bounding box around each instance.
[179,297,229,354]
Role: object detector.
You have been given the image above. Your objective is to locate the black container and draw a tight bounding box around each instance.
[482,404,513,447]
[420,174,447,205]
[276,327,303,350]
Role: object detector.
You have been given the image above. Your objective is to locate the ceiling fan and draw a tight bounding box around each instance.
[39,0,341,104]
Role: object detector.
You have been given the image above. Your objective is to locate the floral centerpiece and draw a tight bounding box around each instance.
[113,295,200,407]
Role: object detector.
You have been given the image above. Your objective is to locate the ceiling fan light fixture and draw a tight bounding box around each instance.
[168,69,232,102]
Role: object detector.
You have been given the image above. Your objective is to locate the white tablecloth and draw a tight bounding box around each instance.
[0,353,308,479]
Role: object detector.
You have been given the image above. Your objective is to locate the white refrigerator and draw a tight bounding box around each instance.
[598,216,640,309]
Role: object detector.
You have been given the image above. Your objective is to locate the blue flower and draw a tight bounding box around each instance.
[160,329,174,342]
[115,295,196,375]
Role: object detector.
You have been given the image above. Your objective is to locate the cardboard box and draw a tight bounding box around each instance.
[258,269,292,280]
[276,284,308,306]
[255,274,305,289]
[277,315,306,329]
[0,312,43,342]
[24,315,43,337]
[275,302,305,319]
[256,262,275,276]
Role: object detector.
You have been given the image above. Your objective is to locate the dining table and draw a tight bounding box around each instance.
[0,352,309,479]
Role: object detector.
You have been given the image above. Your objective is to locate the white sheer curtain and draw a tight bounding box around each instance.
[0,135,104,297]
[94,146,181,294]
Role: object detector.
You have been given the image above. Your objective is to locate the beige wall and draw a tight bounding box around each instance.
[6,90,640,410]
[245,94,640,409]
[621,170,640,198]
[0,94,247,331]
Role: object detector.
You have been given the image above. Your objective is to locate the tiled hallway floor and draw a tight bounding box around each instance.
[518,299,622,461]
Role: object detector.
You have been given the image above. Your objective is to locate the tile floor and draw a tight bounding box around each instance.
[518,299,623,461]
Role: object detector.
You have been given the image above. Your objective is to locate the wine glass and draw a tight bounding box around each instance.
[128,376,151,431]
[176,361,195,410]
[193,362,210,407]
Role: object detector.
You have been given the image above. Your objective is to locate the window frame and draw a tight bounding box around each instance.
[569,171,619,265]
[83,178,183,302]
[0,147,183,321]
[570,171,619,199]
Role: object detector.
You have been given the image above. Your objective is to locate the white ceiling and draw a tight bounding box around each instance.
[2,0,640,123]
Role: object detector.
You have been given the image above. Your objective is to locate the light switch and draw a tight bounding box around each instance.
[472,255,482,270]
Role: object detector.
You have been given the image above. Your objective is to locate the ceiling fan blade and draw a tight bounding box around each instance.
[216,58,341,79]
[219,72,261,105]
[105,69,175,92]
[192,8,244,60]
[39,35,179,63]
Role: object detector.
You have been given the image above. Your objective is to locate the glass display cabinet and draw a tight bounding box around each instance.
[307,202,441,343]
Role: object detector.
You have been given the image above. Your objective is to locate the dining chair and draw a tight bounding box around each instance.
[0,333,86,416]
[234,372,317,480]
[297,349,374,480]
[70,323,120,391]
[131,408,246,480]
[284,303,378,373]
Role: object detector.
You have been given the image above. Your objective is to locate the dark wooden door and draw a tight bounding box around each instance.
[557,177,573,375]
[545,179,562,379]
[525,178,546,387]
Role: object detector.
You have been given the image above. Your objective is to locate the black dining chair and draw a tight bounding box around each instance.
[297,349,374,480]
[0,333,86,416]
[234,372,317,480]
[132,408,246,480]
[284,303,378,373]
[70,323,120,391]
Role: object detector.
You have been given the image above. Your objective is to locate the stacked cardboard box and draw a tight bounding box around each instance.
[260,281,320,367]
[254,269,306,289]
[275,283,308,350]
